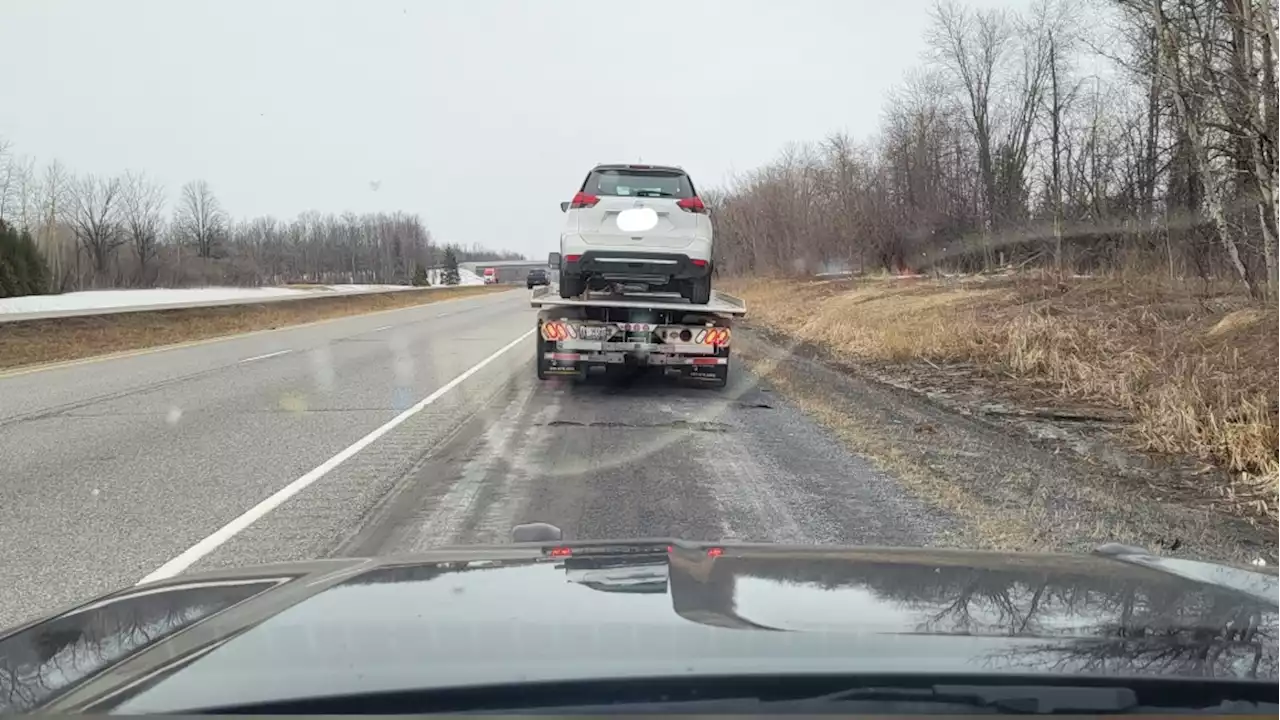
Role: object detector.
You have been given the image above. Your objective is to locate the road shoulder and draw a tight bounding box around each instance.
[735,327,1277,567]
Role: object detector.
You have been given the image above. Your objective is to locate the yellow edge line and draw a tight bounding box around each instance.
[0,287,515,379]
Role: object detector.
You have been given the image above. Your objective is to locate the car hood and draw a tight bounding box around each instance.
[2,541,1275,712]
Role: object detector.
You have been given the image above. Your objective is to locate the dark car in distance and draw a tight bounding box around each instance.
[0,531,1275,715]
[527,268,550,289]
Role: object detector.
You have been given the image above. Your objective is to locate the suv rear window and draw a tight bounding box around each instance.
[582,167,694,199]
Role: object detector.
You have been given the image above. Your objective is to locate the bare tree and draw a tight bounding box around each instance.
[928,0,1013,236]
[37,160,73,290]
[1151,0,1256,295]
[174,179,226,259]
[121,172,166,283]
[0,134,507,290]
[0,138,16,223]
[69,174,125,278]
[9,155,39,233]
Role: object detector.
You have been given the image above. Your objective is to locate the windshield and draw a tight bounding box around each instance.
[0,0,1275,711]
[582,168,695,198]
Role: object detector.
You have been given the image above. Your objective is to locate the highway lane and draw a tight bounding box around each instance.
[1,288,950,629]
[0,289,533,628]
[331,369,951,558]
[190,339,951,573]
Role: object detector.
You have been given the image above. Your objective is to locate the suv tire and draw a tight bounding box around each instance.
[683,275,712,305]
[559,269,585,298]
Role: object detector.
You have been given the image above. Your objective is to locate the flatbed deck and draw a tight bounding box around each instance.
[530,285,746,316]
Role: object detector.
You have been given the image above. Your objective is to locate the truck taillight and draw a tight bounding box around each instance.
[541,321,573,341]
[570,192,599,209]
[697,327,731,346]
[677,196,707,214]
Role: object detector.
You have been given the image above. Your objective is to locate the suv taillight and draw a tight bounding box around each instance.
[677,196,707,214]
[570,192,599,209]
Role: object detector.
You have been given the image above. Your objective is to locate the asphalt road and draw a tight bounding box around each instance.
[0,289,944,629]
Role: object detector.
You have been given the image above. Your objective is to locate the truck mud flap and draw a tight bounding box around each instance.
[681,356,728,386]
[685,367,727,383]
[541,352,586,378]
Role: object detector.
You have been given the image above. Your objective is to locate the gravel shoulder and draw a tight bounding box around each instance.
[735,326,1277,567]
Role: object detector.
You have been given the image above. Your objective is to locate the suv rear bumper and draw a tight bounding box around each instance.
[566,251,710,281]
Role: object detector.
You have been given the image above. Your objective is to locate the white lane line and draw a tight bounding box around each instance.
[239,349,292,363]
[137,328,535,584]
[371,325,393,332]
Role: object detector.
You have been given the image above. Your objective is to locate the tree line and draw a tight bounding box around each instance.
[707,0,1278,299]
[0,139,522,298]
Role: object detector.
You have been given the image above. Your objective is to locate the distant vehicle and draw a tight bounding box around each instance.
[1,531,1275,713]
[482,267,497,284]
[557,164,714,304]
[526,268,549,289]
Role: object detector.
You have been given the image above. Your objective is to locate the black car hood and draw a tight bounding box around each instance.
[1,542,1275,712]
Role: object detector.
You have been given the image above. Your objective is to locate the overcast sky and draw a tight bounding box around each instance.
[1,0,1027,259]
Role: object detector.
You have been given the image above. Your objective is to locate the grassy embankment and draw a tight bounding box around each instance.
[722,274,1278,524]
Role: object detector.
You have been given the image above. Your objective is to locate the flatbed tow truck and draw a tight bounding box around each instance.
[530,284,747,387]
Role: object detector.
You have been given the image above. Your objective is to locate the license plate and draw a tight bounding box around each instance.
[577,325,613,341]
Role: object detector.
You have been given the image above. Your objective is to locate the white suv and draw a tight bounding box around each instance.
[557,164,714,304]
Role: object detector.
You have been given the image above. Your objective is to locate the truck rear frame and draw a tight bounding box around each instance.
[530,285,746,387]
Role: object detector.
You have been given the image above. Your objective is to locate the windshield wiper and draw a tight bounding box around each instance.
[632,190,673,197]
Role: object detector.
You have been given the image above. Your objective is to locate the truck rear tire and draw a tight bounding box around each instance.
[559,270,584,298]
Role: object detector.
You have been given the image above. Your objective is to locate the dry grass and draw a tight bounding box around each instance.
[0,285,506,371]
[723,274,1279,521]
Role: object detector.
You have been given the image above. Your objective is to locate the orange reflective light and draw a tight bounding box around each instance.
[702,327,731,346]
[541,321,569,341]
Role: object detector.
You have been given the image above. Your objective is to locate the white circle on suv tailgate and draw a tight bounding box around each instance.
[616,207,659,233]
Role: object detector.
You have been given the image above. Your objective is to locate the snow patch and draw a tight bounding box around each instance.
[0,287,308,315]
[0,281,484,316]
[425,268,485,286]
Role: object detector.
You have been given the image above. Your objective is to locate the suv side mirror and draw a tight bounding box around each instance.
[548,252,561,269]
[559,201,570,213]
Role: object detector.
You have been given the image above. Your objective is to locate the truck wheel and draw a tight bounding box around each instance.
[559,269,584,298]
[685,275,711,305]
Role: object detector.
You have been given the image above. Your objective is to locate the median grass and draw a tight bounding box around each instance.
[722,274,1278,522]
[0,284,507,371]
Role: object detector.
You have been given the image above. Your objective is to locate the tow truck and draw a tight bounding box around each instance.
[532,254,746,387]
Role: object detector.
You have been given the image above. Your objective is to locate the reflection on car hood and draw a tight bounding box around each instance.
[1,542,1275,712]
